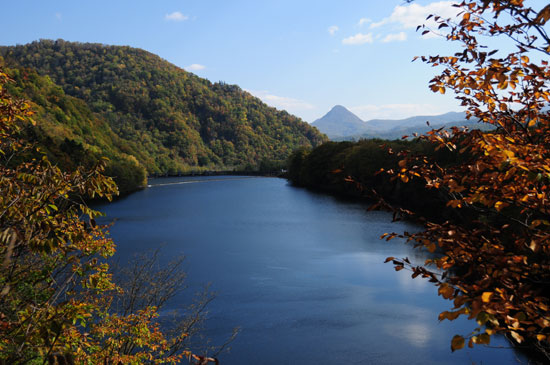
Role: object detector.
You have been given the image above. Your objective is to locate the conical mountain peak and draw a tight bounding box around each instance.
[312,105,364,138]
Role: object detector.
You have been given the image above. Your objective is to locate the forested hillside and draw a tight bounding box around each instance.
[0,40,326,177]
[2,61,147,194]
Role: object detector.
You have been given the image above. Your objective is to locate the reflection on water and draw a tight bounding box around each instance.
[96,176,526,364]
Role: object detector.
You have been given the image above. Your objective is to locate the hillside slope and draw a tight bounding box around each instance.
[2,61,147,194]
[1,40,327,175]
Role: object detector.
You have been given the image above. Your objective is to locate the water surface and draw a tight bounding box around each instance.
[96,176,525,364]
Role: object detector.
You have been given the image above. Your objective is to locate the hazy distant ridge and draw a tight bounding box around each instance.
[312,105,475,140]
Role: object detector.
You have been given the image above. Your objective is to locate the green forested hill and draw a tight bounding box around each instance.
[0,40,327,176]
[2,62,148,194]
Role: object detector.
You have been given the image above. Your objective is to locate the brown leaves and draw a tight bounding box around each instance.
[438,284,455,300]
[451,335,465,352]
[534,5,550,25]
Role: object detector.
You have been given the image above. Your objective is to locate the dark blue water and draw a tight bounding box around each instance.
[96,176,526,364]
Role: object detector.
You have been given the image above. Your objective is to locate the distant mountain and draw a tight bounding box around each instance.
[312,106,482,140]
[363,112,467,132]
[352,118,493,141]
[311,105,365,138]
[0,40,327,177]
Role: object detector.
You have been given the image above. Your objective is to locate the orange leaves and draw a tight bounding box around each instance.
[439,308,467,322]
[438,284,455,300]
[376,0,550,356]
[481,292,493,303]
[494,201,508,211]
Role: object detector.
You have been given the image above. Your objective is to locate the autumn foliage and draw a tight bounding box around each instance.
[382,0,550,358]
[0,69,210,364]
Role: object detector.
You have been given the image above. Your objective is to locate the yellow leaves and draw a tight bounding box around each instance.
[494,201,509,211]
[503,149,515,159]
[472,333,491,345]
[510,331,524,343]
[536,318,550,328]
[481,292,493,303]
[451,335,465,352]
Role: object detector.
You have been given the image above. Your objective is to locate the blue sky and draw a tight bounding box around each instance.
[2,1,547,122]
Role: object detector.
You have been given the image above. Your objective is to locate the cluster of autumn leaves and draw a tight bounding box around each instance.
[0,70,202,363]
[382,0,550,357]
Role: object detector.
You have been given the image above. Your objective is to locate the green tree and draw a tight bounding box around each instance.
[0,41,327,175]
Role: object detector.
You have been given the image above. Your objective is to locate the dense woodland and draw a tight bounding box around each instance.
[0,40,326,192]
[286,139,464,222]
[1,61,148,194]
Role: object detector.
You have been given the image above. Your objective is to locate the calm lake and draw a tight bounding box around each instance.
[95,176,526,364]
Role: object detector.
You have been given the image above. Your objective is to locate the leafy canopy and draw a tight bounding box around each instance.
[384,0,550,357]
[1,41,327,175]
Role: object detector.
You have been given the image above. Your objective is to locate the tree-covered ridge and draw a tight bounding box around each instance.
[0,40,327,175]
[286,139,453,220]
[1,60,147,194]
